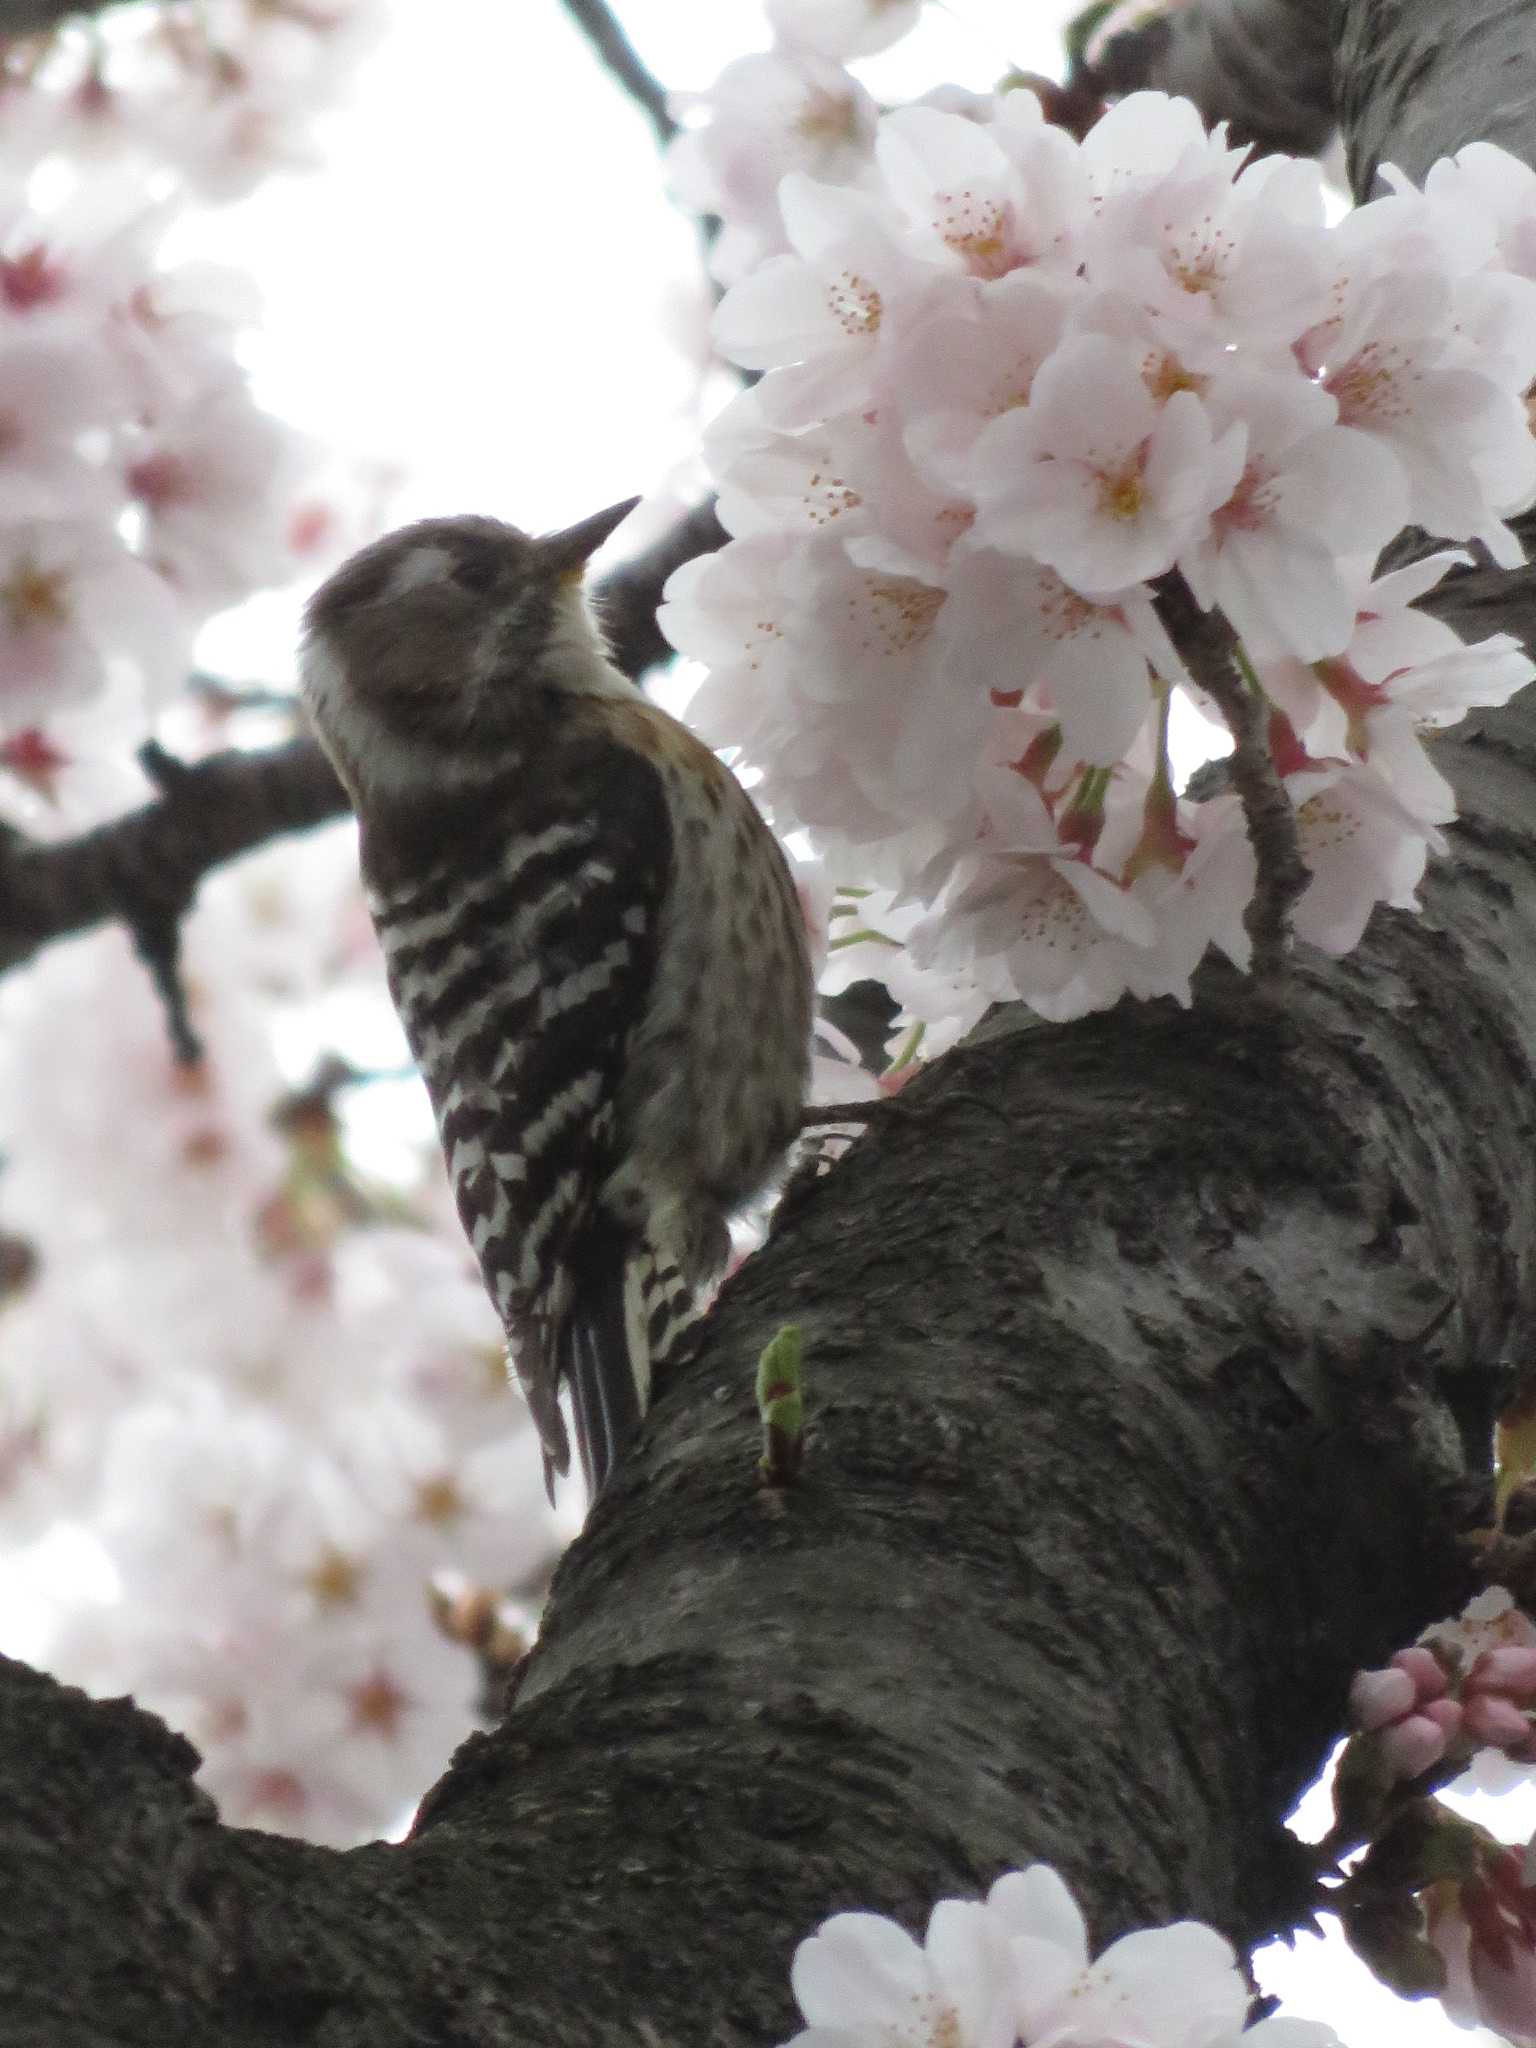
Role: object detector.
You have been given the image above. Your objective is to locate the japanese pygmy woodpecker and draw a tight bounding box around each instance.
[299,499,813,1496]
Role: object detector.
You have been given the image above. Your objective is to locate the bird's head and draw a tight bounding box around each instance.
[299,496,640,800]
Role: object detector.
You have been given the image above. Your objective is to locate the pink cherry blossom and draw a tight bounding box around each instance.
[0,521,190,733]
[1285,761,1437,957]
[766,0,923,62]
[1347,1647,1465,1781]
[668,49,879,288]
[1085,145,1332,353]
[1426,1850,1536,2047]
[1300,262,1536,567]
[675,90,1536,1025]
[785,1901,1020,2048]
[898,270,1073,490]
[1080,90,1249,191]
[1179,366,1407,661]
[965,332,1246,593]
[0,330,125,520]
[875,101,1087,284]
[937,543,1181,767]
[124,371,317,610]
[1424,140,1536,286]
[779,1866,1344,2048]
[713,175,949,425]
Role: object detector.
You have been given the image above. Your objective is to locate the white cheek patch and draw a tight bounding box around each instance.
[298,632,423,797]
[541,585,639,700]
[382,544,455,598]
[297,636,347,728]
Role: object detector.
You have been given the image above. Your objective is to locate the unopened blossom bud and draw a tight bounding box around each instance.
[1378,1698,1463,1780]
[1347,1643,1460,1778]
[1350,1665,1416,1730]
[1394,1645,1452,1695]
[1464,1694,1536,1751]
[1471,1646,1536,1693]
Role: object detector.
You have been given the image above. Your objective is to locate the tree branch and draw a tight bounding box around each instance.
[0,0,116,35]
[1155,571,1308,981]
[0,497,726,984]
[558,0,676,149]
[0,735,347,980]
[1075,0,1336,157]
[0,851,1505,2037]
[595,497,725,677]
[1337,0,1536,194]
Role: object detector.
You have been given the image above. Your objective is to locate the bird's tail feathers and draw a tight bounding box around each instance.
[564,1221,703,1500]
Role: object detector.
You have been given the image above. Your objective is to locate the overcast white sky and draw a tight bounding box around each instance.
[182,5,1508,2040]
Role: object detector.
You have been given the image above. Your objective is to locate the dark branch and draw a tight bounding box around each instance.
[1155,571,1308,981]
[596,497,725,677]
[1074,0,1336,158]
[0,0,114,35]
[0,498,727,985]
[558,0,676,149]
[0,735,348,981]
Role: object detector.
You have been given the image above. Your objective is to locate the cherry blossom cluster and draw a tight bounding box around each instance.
[0,831,566,1843]
[1335,1588,1536,1832]
[661,92,1536,1032]
[0,2,380,814]
[779,1862,1340,2047]
[1339,1801,1536,2046]
[1426,1826,1536,2047]
[1330,1590,1536,2045]
[1348,1590,1536,1785]
[665,0,922,286]
[1,0,382,202]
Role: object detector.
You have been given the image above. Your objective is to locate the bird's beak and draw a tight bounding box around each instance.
[540,496,642,579]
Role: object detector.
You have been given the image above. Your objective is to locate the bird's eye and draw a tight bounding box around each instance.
[452,554,500,595]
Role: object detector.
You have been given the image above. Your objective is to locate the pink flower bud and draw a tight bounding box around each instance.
[1465,1695,1536,1752]
[1380,1712,1455,1780]
[1472,1647,1536,1698]
[1421,1698,1464,1735]
[1352,1666,1416,1730]
[1394,1646,1452,1698]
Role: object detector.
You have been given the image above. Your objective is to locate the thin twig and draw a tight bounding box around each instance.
[1154,569,1308,981]
[558,0,675,149]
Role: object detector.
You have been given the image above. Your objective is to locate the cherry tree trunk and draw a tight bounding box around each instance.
[1,639,1525,2040]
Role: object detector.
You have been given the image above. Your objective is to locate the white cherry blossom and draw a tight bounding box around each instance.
[1300,264,1536,566]
[875,101,1087,284]
[0,521,190,731]
[779,1867,1344,2047]
[965,332,1246,593]
[1178,366,1407,661]
[675,88,1536,1025]
[785,1900,1022,2048]
[766,0,923,62]
[668,50,879,288]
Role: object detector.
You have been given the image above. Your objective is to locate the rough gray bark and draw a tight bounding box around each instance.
[1337,0,1536,189]
[3,7,1536,2046]
[0,894,1503,2041]
[1082,0,1337,155]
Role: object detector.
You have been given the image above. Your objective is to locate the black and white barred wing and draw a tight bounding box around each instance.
[360,749,670,1491]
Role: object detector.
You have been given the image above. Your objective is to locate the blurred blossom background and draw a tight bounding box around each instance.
[0,4,1512,2041]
